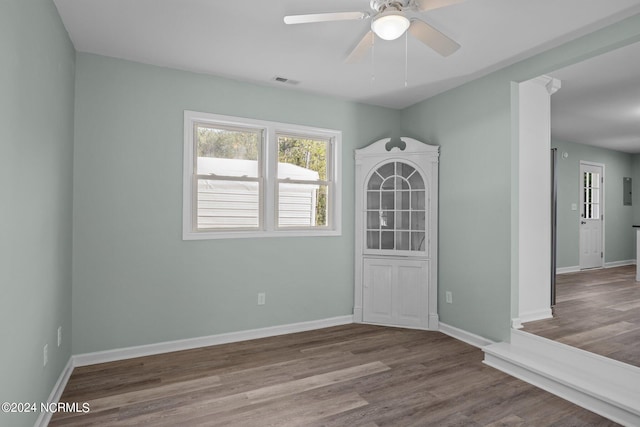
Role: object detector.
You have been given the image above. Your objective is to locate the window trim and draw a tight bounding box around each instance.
[183,110,342,240]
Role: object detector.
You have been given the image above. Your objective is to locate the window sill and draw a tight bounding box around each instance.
[183,228,342,240]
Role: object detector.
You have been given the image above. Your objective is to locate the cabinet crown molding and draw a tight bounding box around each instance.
[356,137,439,160]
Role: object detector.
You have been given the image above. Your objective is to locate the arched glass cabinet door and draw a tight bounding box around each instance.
[365,161,427,254]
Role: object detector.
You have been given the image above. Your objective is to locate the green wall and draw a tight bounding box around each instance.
[634,154,640,226]
[0,1,75,426]
[401,13,640,342]
[71,53,401,354]
[552,140,635,268]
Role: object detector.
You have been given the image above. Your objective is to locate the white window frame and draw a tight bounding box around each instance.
[183,110,342,240]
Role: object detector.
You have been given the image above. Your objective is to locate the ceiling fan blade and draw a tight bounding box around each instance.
[415,0,465,12]
[345,31,374,63]
[408,19,460,57]
[284,11,368,25]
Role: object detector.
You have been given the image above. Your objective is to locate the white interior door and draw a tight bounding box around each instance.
[579,162,603,270]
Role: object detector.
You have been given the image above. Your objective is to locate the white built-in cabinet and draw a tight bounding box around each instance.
[354,137,439,329]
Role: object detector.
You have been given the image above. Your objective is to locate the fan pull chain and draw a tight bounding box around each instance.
[371,34,375,83]
[404,31,408,88]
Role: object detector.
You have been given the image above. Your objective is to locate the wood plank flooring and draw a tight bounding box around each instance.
[50,324,618,426]
[523,265,640,367]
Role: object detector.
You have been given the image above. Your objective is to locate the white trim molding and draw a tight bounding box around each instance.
[605,259,636,268]
[518,308,553,325]
[73,315,353,367]
[484,329,640,426]
[34,357,74,427]
[438,322,495,349]
[556,265,580,274]
[557,260,635,275]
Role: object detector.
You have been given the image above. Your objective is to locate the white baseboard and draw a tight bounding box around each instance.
[557,260,635,275]
[605,259,636,268]
[438,322,495,349]
[511,318,523,329]
[34,357,74,427]
[483,329,640,426]
[73,315,354,367]
[518,308,552,324]
[556,265,580,274]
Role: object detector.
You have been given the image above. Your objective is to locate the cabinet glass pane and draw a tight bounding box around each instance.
[396,232,410,250]
[411,212,425,231]
[412,232,426,251]
[396,191,410,209]
[408,172,425,189]
[381,191,394,209]
[377,163,395,178]
[381,177,395,190]
[367,191,380,209]
[381,231,394,249]
[364,161,427,253]
[398,163,415,179]
[367,231,380,249]
[380,211,394,229]
[367,211,380,229]
[397,212,410,230]
[411,191,425,210]
[367,172,383,190]
[397,177,410,189]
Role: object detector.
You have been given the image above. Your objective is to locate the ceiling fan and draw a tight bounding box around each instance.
[284,0,464,63]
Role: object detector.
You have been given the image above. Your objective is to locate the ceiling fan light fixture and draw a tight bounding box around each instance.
[371,10,410,41]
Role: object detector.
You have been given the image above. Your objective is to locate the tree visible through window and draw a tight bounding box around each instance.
[183,111,342,239]
[277,135,329,227]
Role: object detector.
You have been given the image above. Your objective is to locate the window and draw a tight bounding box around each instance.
[183,111,341,239]
[582,171,600,219]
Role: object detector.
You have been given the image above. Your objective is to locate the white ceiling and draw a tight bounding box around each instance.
[549,42,640,154]
[54,0,640,110]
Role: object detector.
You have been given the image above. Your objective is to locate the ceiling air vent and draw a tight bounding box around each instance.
[272,76,300,85]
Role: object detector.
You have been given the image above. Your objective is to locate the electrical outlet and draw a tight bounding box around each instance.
[57,326,62,347]
[43,344,48,367]
[258,292,266,305]
[445,291,453,304]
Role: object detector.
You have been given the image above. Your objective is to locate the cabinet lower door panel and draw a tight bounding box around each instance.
[363,258,428,328]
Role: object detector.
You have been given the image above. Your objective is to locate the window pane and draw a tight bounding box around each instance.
[278,135,328,181]
[197,179,259,229]
[278,183,328,227]
[196,124,260,178]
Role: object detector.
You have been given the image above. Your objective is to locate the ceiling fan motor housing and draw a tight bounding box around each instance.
[370,0,410,13]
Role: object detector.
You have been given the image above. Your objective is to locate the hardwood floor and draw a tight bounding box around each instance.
[50,324,618,426]
[523,265,640,368]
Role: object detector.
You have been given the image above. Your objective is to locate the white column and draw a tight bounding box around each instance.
[517,76,561,325]
[636,229,640,281]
